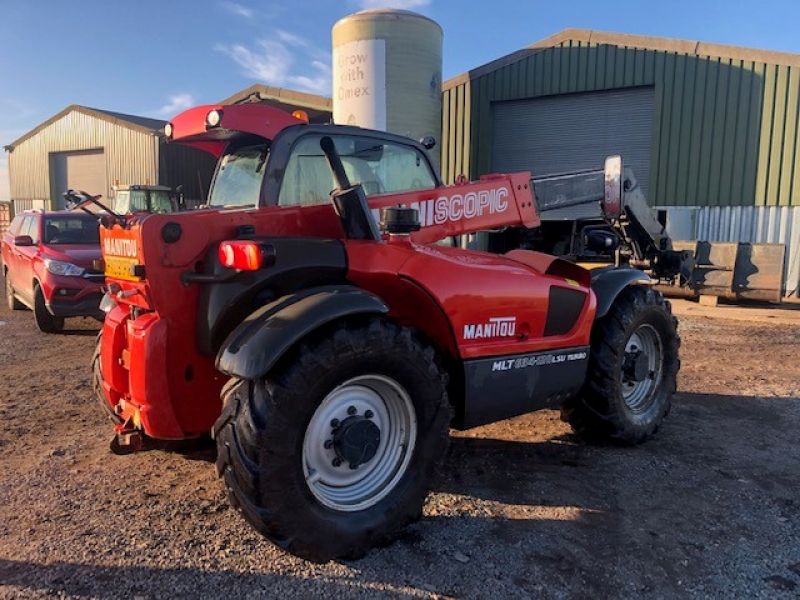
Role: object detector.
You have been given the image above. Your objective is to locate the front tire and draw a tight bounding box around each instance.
[5,273,24,310]
[213,319,451,562]
[34,285,64,333]
[562,286,680,444]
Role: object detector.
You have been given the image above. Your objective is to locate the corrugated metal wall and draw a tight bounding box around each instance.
[442,39,800,208]
[158,142,217,205]
[666,205,800,297]
[8,111,159,209]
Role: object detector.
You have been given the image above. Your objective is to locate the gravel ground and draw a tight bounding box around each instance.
[1,285,799,599]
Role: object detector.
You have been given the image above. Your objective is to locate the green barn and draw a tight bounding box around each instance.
[440,29,800,297]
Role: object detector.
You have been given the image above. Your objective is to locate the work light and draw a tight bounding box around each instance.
[206,110,222,128]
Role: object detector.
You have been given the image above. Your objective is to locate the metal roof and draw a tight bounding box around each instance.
[5,105,166,151]
[219,84,332,123]
[88,108,166,131]
[444,28,800,90]
[5,86,331,152]
[220,84,331,110]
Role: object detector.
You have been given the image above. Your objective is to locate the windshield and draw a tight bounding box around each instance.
[114,190,175,214]
[149,191,175,213]
[43,217,100,245]
[208,144,269,208]
[113,191,131,214]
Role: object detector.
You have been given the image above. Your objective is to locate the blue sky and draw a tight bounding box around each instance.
[2,0,800,202]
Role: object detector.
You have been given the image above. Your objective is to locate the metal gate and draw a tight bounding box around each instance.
[491,87,656,198]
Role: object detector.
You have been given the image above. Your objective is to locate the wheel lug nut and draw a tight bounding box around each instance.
[332,457,342,467]
[364,410,373,419]
[347,405,357,415]
[330,418,339,428]
[324,439,333,449]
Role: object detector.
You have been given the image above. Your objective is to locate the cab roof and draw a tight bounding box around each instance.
[113,184,172,192]
[167,104,305,157]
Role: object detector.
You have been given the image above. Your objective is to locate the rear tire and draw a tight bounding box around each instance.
[213,319,451,562]
[33,285,63,333]
[5,272,24,310]
[562,286,680,444]
[93,333,121,423]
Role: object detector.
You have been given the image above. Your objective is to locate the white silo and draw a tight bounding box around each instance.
[332,9,443,169]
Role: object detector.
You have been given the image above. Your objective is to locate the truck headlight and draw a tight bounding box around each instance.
[44,259,85,277]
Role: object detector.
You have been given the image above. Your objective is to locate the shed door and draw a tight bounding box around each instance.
[491,87,655,199]
[51,149,106,209]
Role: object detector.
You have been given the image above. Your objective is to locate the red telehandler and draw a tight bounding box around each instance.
[89,103,679,561]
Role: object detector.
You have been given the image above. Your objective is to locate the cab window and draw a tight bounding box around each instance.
[149,191,174,214]
[278,134,436,207]
[8,215,23,236]
[20,216,39,243]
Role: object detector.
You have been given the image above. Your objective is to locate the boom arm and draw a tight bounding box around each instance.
[364,172,539,245]
[531,166,689,280]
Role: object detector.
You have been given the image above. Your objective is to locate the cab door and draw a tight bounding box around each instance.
[2,215,23,284]
[14,216,39,302]
[6,215,33,292]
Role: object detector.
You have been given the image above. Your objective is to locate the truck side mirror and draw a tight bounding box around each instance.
[13,235,34,246]
[603,155,623,219]
[419,136,436,150]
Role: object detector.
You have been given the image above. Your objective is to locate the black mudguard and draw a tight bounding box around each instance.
[196,237,347,356]
[216,285,388,380]
[591,267,652,318]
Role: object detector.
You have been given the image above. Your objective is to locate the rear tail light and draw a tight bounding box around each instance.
[218,240,275,271]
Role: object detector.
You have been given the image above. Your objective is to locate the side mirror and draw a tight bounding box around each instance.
[419,136,436,150]
[13,235,34,247]
[603,155,623,218]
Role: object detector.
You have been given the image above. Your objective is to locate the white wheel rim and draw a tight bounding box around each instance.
[302,374,417,512]
[622,323,664,413]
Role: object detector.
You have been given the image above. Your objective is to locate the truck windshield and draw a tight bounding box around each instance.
[43,217,100,245]
[208,144,269,208]
[114,190,175,214]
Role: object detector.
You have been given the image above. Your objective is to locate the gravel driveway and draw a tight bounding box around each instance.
[1,286,799,599]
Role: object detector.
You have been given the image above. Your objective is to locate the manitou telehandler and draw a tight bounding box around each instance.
[89,103,679,562]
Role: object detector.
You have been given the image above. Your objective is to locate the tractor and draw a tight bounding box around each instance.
[111,184,183,216]
[90,103,679,562]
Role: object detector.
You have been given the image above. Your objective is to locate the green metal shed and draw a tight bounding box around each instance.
[441,28,800,209]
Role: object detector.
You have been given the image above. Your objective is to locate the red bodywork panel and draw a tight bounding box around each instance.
[168,104,304,156]
[98,104,594,439]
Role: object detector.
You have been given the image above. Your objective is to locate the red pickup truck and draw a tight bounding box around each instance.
[2,210,104,332]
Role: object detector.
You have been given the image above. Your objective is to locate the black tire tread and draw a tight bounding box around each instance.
[92,333,122,424]
[5,271,25,311]
[562,286,680,444]
[213,318,451,562]
[33,285,63,333]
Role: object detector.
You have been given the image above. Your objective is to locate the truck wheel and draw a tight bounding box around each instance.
[33,285,64,333]
[5,273,24,310]
[92,333,122,423]
[213,319,451,562]
[562,286,680,444]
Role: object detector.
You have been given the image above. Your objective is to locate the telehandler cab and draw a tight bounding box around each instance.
[93,103,679,561]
